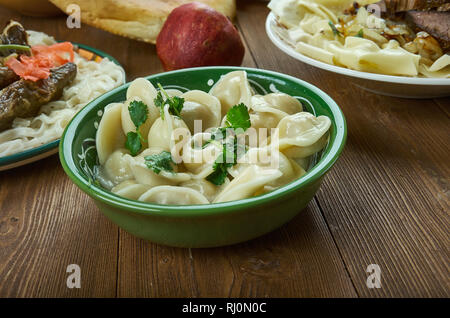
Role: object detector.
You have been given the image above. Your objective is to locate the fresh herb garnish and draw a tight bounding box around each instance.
[205,104,250,185]
[356,29,364,38]
[328,21,342,37]
[125,132,142,157]
[125,100,148,156]
[0,44,31,53]
[145,151,175,174]
[154,83,184,119]
[224,103,251,131]
[206,140,236,186]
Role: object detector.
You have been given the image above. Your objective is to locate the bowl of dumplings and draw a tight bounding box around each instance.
[60,67,346,248]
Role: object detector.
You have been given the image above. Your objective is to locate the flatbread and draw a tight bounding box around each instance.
[49,0,236,44]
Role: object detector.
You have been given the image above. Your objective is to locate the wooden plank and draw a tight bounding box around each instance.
[0,156,118,297]
[237,0,450,297]
[240,2,450,297]
[190,201,357,297]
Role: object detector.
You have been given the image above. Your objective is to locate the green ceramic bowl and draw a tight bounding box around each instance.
[59,67,346,248]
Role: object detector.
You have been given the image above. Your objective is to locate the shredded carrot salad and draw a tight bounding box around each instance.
[5,42,75,81]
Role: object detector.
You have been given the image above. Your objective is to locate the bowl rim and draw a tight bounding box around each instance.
[60,66,347,218]
[266,12,450,86]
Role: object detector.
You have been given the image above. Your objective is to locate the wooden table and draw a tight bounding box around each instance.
[0,1,449,298]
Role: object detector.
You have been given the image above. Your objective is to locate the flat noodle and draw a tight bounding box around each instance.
[0,31,125,157]
[269,0,450,78]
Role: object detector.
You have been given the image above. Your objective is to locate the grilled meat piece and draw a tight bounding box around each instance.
[405,10,450,51]
[0,66,19,89]
[0,20,30,56]
[0,62,77,132]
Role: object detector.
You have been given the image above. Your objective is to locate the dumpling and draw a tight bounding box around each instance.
[181,132,222,178]
[273,112,331,159]
[164,89,183,97]
[96,102,126,165]
[213,165,283,203]
[180,90,221,134]
[102,148,133,186]
[138,186,209,205]
[209,71,253,116]
[228,148,305,192]
[180,178,227,202]
[251,93,303,115]
[121,78,160,140]
[147,105,190,152]
[111,180,152,200]
[249,93,303,132]
[127,147,191,186]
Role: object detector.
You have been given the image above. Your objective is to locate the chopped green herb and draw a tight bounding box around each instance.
[125,100,149,156]
[0,44,31,53]
[328,21,342,37]
[128,100,148,129]
[225,103,251,131]
[125,131,142,156]
[154,83,184,119]
[145,151,175,174]
[356,29,364,38]
[205,103,251,185]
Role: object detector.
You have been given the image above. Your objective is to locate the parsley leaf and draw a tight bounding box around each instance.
[125,100,148,156]
[125,131,142,156]
[145,151,175,174]
[205,103,251,185]
[225,103,251,131]
[356,29,364,38]
[129,100,148,129]
[154,83,184,119]
[206,136,245,185]
[328,21,342,37]
[206,162,231,186]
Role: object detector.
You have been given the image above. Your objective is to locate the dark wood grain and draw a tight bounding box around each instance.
[0,0,449,298]
[0,156,118,297]
[237,1,450,298]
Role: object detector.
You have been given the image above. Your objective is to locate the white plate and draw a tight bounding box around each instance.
[266,12,450,99]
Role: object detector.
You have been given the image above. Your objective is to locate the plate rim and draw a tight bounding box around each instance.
[0,42,125,169]
[266,12,450,86]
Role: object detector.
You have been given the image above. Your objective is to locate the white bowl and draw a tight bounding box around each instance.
[266,12,450,99]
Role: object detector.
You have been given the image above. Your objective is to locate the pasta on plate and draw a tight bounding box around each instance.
[0,31,125,157]
[95,71,331,205]
[268,0,450,78]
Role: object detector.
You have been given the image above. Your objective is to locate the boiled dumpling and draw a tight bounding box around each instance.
[249,93,303,132]
[251,93,303,115]
[181,132,222,179]
[180,178,228,202]
[102,148,133,186]
[147,105,190,152]
[138,186,209,204]
[111,180,152,200]
[127,147,191,186]
[209,71,253,116]
[273,112,331,158]
[180,90,221,134]
[228,148,305,192]
[213,165,283,203]
[96,103,126,165]
[121,78,160,140]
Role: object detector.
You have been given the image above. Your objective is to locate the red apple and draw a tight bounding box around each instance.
[156,2,245,71]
